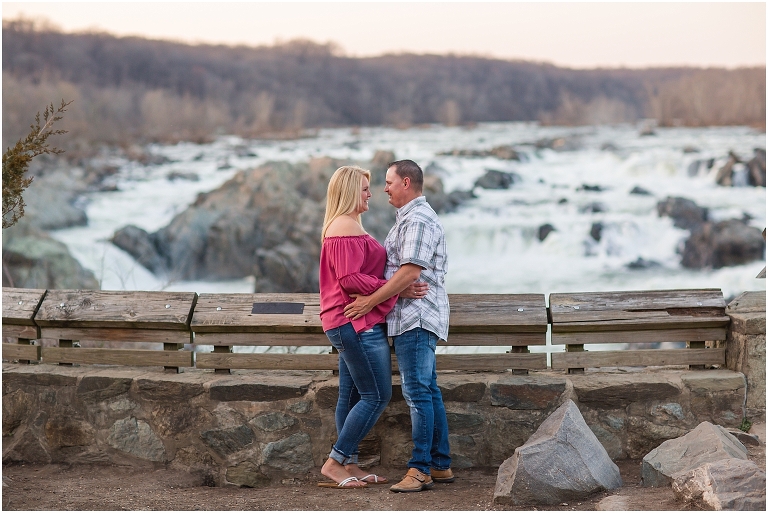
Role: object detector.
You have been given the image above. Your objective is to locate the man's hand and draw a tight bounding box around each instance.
[344,294,375,320]
[400,281,428,299]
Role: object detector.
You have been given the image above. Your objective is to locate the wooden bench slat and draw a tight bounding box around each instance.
[551,327,727,345]
[193,332,331,346]
[42,347,194,367]
[40,327,191,344]
[2,324,39,339]
[446,333,546,346]
[449,294,548,332]
[549,289,726,315]
[192,293,322,332]
[2,343,41,361]
[196,352,548,371]
[551,316,730,333]
[35,290,197,329]
[2,287,47,325]
[551,348,725,369]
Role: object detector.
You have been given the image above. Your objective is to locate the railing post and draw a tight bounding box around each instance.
[688,340,706,370]
[58,339,74,366]
[17,338,33,364]
[331,346,339,376]
[509,346,529,375]
[565,344,584,374]
[164,343,183,373]
[213,345,232,374]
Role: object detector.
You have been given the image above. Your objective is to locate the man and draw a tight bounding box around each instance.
[343,159,453,493]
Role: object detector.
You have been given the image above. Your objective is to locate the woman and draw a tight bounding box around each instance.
[318,165,426,488]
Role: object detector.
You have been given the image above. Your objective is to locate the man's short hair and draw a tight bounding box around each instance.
[388,159,424,192]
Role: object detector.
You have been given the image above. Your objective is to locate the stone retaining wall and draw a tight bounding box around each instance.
[721,291,766,422]
[2,364,746,487]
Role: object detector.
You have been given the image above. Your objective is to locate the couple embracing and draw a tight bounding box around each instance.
[318,160,453,492]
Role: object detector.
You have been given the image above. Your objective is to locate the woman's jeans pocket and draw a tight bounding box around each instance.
[325,327,345,352]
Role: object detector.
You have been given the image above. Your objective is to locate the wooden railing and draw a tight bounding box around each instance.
[2,287,729,374]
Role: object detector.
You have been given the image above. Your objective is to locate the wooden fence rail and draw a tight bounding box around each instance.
[2,287,729,373]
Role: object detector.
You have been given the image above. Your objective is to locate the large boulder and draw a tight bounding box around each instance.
[672,458,766,510]
[746,148,766,187]
[493,399,622,505]
[657,196,708,230]
[474,169,521,190]
[2,228,100,289]
[110,156,458,291]
[681,220,765,269]
[641,422,748,487]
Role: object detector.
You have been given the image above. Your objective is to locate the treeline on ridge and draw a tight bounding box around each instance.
[3,18,765,151]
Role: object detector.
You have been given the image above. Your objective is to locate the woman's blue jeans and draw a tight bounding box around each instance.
[392,327,451,474]
[324,322,392,465]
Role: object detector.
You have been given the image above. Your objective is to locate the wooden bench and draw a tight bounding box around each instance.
[2,287,46,364]
[191,293,548,373]
[33,290,197,372]
[549,289,729,373]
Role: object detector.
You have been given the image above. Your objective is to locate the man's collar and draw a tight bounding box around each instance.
[396,196,426,219]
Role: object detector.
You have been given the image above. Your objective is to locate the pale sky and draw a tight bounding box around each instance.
[2,1,765,69]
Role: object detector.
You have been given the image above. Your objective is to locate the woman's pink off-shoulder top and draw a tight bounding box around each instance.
[319,234,398,333]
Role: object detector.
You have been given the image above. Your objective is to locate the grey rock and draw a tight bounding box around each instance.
[682,219,765,269]
[726,429,760,446]
[262,432,314,473]
[77,376,133,402]
[538,223,556,242]
[657,196,708,230]
[287,401,312,414]
[111,225,167,274]
[672,458,766,510]
[440,382,486,403]
[590,222,603,242]
[2,427,52,464]
[474,169,520,189]
[209,381,309,402]
[446,413,485,432]
[252,412,297,432]
[200,425,254,457]
[226,460,270,487]
[1,229,100,289]
[448,434,478,469]
[2,390,32,436]
[746,148,766,187]
[44,416,95,448]
[491,376,567,410]
[641,421,748,487]
[493,400,622,505]
[106,417,165,462]
[626,257,662,270]
[630,186,652,196]
[136,379,204,402]
[572,375,681,409]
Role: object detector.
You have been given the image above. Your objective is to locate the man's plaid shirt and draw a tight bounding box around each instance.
[384,196,450,341]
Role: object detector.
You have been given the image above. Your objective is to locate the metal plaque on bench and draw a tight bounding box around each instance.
[251,302,305,315]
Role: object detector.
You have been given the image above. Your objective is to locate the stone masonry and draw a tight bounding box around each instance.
[2,364,747,486]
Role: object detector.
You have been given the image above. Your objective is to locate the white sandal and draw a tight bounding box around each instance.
[317,476,367,488]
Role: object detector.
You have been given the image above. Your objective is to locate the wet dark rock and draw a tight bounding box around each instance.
[600,142,619,152]
[167,171,200,182]
[437,145,522,161]
[532,137,581,152]
[580,202,606,214]
[657,197,708,230]
[590,223,603,242]
[111,225,167,275]
[627,258,662,270]
[579,184,605,192]
[558,198,568,204]
[474,169,520,190]
[746,148,766,187]
[682,146,700,154]
[681,220,765,269]
[630,186,652,196]
[538,224,556,242]
[715,151,741,186]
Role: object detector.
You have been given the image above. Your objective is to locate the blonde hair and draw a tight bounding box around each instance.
[321,166,371,241]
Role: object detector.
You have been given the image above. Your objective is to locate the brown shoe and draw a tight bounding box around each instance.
[389,468,434,493]
[431,468,455,483]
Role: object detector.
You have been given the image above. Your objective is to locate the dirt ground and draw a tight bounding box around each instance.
[2,425,764,511]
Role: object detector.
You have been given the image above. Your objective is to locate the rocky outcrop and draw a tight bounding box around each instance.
[657,196,708,231]
[437,145,523,160]
[672,458,766,510]
[110,156,465,291]
[641,422,748,487]
[716,149,766,187]
[493,400,622,505]
[681,220,765,269]
[474,169,521,190]
[2,228,100,289]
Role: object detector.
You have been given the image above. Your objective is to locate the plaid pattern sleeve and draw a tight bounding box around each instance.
[384,197,450,341]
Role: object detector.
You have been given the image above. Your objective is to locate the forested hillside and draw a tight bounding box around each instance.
[3,18,764,151]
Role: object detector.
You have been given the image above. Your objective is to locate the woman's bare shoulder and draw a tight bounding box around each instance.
[325,216,366,237]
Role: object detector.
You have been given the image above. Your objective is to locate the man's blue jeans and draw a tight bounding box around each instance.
[392,327,451,474]
[324,322,392,465]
